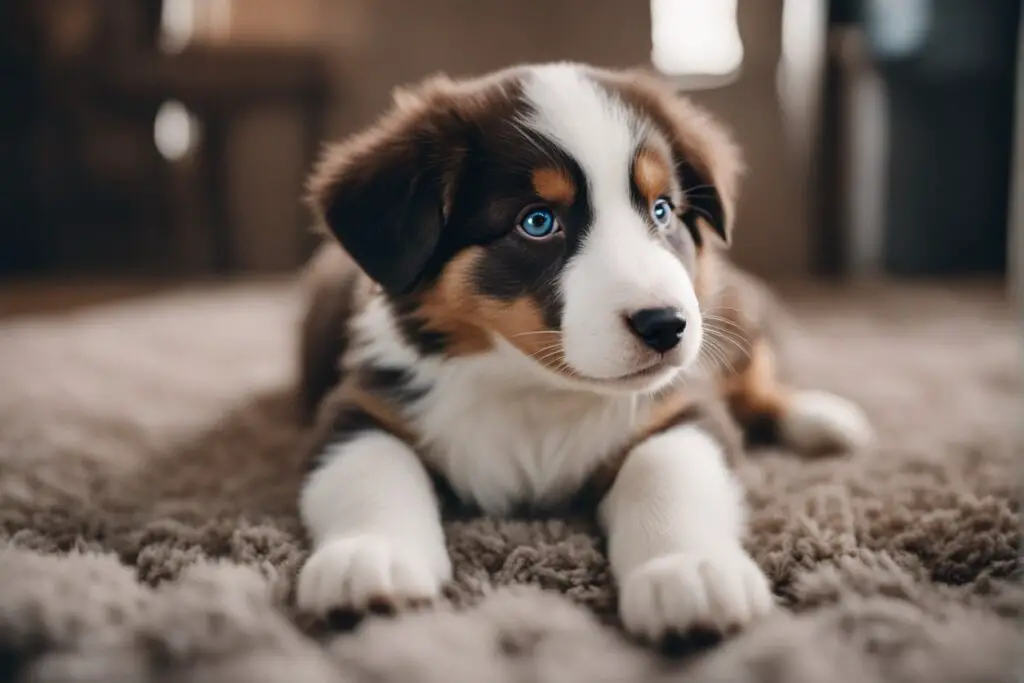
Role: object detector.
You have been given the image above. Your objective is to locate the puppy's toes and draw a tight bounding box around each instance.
[780,390,873,455]
[296,534,443,622]
[618,546,775,644]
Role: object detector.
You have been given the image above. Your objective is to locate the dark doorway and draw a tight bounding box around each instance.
[874,0,1020,277]
[819,0,1021,278]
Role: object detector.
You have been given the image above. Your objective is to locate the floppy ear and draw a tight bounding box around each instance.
[667,98,743,247]
[306,91,461,294]
[611,70,744,246]
[676,142,738,246]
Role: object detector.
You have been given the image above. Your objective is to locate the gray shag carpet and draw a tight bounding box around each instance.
[0,278,1020,683]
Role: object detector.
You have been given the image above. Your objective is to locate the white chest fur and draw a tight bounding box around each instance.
[410,358,641,514]
[347,298,648,515]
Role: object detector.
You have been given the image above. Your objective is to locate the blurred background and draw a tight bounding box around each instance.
[0,0,1021,315]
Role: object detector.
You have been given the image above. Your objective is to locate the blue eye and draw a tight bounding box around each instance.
[652,198,674,228]
[518,208,559,239]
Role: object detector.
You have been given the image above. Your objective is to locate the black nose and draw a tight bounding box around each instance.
[626,307,686,353]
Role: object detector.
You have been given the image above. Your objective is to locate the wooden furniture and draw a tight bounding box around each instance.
[97,45,329,273]
[2,0,330,279]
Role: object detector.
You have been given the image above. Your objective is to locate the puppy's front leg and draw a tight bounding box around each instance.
[297,430,451,617]
[599,424,774,642]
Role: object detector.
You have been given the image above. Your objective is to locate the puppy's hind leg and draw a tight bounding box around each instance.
[722,338,873,455]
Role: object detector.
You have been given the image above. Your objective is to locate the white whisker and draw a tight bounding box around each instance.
[511,330,564,339]
[704,327,749,356]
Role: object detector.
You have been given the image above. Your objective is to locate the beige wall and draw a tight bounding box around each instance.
[219,0,815,277]
[687,0,814,277]
[312,0,652,136]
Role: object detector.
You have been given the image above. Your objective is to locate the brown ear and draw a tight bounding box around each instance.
[306,83,463,294]
[669,96,743,247]
[600,69,744,245]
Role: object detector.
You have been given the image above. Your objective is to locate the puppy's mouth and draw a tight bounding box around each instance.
[569,358,683,390]
[513,337,688,394]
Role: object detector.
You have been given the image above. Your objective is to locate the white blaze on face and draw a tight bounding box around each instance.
[520,64,703,388]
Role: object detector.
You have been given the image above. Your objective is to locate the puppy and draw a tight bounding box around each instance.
[294,62,873,642]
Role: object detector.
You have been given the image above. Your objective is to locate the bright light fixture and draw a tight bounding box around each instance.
[153,100,200,161]
[650,0,744,78]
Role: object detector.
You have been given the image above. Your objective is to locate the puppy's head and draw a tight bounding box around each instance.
[309,63,742,395]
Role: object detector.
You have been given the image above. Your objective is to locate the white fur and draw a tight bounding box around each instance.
[297,431,451,615]
[412,349,639,514]
[349,301,641,515]
[521,64,704,386]
[598,426,774,639]
[780,389,874,453]
[346,296,424,370]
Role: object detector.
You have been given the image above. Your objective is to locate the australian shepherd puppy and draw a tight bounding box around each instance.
[294,62,873,643]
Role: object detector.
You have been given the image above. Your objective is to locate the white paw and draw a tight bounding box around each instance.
[296,534,448,616]
[619,547,775,642]
[780,390,873,454]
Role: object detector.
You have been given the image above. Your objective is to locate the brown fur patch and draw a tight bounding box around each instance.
[531,167,576,205]
[692,231,720,300]
[415,248,493,356]
[304,373,418,467]
[701,263,777,380]
[414,247,564,364]
[633,148,671,204]
[298,242,375,422]
[720,339,790,444]
[477,296,562,367]
[337,381,415,443]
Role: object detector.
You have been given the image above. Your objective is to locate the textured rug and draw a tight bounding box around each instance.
[0,278,1020,683]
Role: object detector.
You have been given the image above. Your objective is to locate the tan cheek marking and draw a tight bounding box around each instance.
[416,247,493,356]
[417,248,569,367]
[475,295,575,376]
[634,148,671,204]
[478,296,557,357]
[532,167,576,205]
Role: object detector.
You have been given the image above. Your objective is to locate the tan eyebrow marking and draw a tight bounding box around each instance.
[633,147,671,203]
[531,167,576,205]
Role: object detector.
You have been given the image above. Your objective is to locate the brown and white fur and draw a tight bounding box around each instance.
[295,63,873,643]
